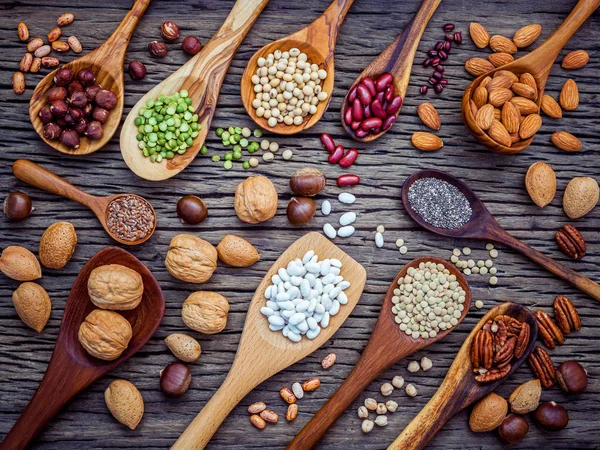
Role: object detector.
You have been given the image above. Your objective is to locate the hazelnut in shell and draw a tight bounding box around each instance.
[234,175,278,224]
[4,192,32,221]
[290,168,326,196]
[498,414,529,444]
[160,362,191,396]
[556,360,587,394]
[287,197,316,225]
[177,195,208,224]
[533,401,569,432]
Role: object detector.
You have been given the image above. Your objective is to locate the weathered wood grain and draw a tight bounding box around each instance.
[0,0,598,449]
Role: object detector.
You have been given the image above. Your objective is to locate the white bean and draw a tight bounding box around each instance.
[338,192,356,204]
[338,226,355,237]
[339,212,357,226]
[323,223,337,239]
[321,200,331,215]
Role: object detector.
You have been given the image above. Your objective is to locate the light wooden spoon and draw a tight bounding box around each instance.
[29,0,151,156]
[341,0,442,142]
[120,0,270,181]
[240,0,355,135]
[286,257,470,450]
[462,0,600,154]
[388,302,538,450]
[12,159,156,246]
[170,232,367,450]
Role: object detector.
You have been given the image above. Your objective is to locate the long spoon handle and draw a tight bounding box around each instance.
[103,0,152,54]
[319,0,355,49]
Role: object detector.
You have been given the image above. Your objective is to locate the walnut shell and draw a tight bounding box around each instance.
[182,291,229,334]
[104,379,144,430]
[0,246,42,281]
[12,282,51,332]
[234,175,278,224]
[217,234,260,267]
[78,309,132,360]
[39,221,77,269]
[165,333,201,362]
[469,392,508,432]
[165,234,217,283]
[88,264,144,310]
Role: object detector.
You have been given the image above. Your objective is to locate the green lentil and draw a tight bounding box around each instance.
[243,161,250,169]
[212,155,221,162]
[253,129,263,138]
[223,160,233,170]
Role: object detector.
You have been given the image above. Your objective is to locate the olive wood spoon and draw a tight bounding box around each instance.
[29,0,151,156]
[462,0,600,154]
[120,0,270,181]
[0,247,165,450]
[12,159,155,246]
[286,256,471,450]
[341,0,442,142]
[388,302,537,450]
[171,232,367,450]
[240,0,355,135]
[402,169,600,301]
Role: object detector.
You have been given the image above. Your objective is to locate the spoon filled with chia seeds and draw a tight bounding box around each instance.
[12,160,155,246]
[402,169,600,301]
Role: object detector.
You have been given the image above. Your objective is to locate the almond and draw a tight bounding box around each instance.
[519,114,542,139]
[0,246,41,281]
[486,75,513,91]
[480,76,492,88]
[411,132,443,151]
[165,333,201,362]
[513,24,542,48]
[417,102,441,130]
[563,177,599,219]
[216,234,260,267]
[559,79,579,111]
[509,379,542,414]
[494,70,519,83]
[475,104,495,130]
[489,35,517,54]
[488,120,512,147]
[501,102,521,134]
[494,108,501,121]
[12,282,51,333]
[488,52,514,67]
[39,221,77,269]
[561,50,589,70]
[511,82,537,100]
[519,73,538,97]
[526,162,556,208]
[541,94,562,118]
[488,88,513,107]
[551,131,582,152]
[469,99,479,118]
[465,58,495,76]
[105,380,144,430]
[469,22,490,48]
[472,86,488,108]
[510,97,538,115]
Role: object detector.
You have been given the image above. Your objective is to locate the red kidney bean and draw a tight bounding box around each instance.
[371,99,387,120]
[375,91,384,104]
[352,98,363,121]
[423,58,431,67]
[443,40,452,52]
[432,71,443,80]
[431,57,441,66]
[375,73,393,92]
[439,50,448,60]
[355,128,368,138]
[383,115,396,130]
[362,78,376,97]
[366,104,374,118]
[384,85,394,102]
[427,50,438,57]
[320,133,335,152]
[434,41,444,51]
[372,127,382,135]
[337,174,360,186]
[351,121,361,130]
[356,84,371,105]
[386,96,403,115]
[344,107,353,125]
[361,117,382,131]
[428,77,437,85]
[339,148,358,168]
[328,145,344,164]
[434,84,444,93]
[454,31,462,44]
[435,65,444,73]
[440,79,448,86]
[420,85,429,95]
[443,23,455,32]
[348,85,357,103]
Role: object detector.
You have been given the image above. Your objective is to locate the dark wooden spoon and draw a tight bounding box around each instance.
[286,256,471,450]
[388,302,537,450]
[401,169,600,301]
[0,247,165,450]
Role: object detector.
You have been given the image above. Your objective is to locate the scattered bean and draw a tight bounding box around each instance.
[280,387,296,404]
[323,223,337,239]
[337,174,360,187]
[375,415,388,427]
[303,378,321,392]
[338,225,355,237]
[407,361,420,373]
[248,402,267,414]
[259,409,279,423]
[321,353,337,369]
[386,400,399,412]
[361,419,374,433]
[376,403,387,414]
[375,232,384,248]
[286,403,298,421]
[358,405,369,418]
[338,192,356,204]
[420,357,433,371]
[250,414,266,429]
[392,375,404,389]
[405,384,417,397]
[321,200,331,216]
[292,382,304,400]
[364,398,377,410]
[380,382,394,396]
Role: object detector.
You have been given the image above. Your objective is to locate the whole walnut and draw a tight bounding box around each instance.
[78,309,132,360]
[165,234,217,283]
[88,264,144,310]
[234,175,278,224]
[182,291,229,334]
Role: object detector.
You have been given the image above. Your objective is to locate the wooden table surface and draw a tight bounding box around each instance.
[1,0,598,449]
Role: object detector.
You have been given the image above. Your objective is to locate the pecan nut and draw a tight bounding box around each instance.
[495,315,522,336]
[528,346,556,388]
[492,319,508,352]
[471,329,493,371]
[494,336,516,368]
[514,322,531,359]
[555,224,586,260]
[475,365,511,383]
[534,309,564,349]
[553,295,581,334]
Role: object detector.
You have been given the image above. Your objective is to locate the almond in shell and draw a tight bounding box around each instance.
[541,94,562,118]
[465,58,495,76]
[165,333,201,362]
[411,132,443,151]
[39,221,77,269]
[525,162,556,208]
[551,131,582,152]
[513,24,542,48]
[489,35,517,54]
[559,79,579,111]
[509,379,542,414]
[105,380,144,430]
[519,114,542,139]
[561,50,589,70]
[563,177,599,219]
[417,102,441,130]
[0,246,42,281]
[12,282,51,332]
[216,234,260,267]
[469,22,490,48]
[488,120,512,147]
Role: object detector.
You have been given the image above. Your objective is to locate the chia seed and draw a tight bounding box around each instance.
[407,178,472,229]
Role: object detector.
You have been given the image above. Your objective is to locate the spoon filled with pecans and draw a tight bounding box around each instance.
[12,159,156,245]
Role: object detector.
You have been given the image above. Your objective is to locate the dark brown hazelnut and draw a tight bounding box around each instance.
[287,197,316,225]
[95,89,117,110]
[38,106,53,123]
[161,21,180,41]
[498,414,528,444]
[181,36,202,55]
[69,90,88,108]
[85,85,101,101]
[55,117,69,128]
[77,68,96,86]
[160,362,191,397]
[43,123,62,140]
[63,112,75,126]
[533,401,569,432]
[46,86,67,102]
[177,195,208,224]
[290,168,326,196]
[92,107,110,124]
[148,40,168,57]
[50,99,68,117]
[60,129,80,149]
[74,118,88,134]
[67,80,84,94]
[83,103,93,117]
[4,192,32,221]
[68,108,84,122]
[128,60,147,80]
[85,121,104,140]
[53,67,74,86]
[557,360,587,394]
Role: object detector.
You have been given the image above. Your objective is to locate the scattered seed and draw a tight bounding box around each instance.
[464,268,472,275]
[452,248,461,256]
[489,248,499,258]
[262,151,274,162]
[395,238,404,247]
[386,400,398,412]
[420,356,433,371]
[475,300,484,309]
[486,243,494,250]
[463,247,471,255]
[375,415,388,427]
[357,405,369,418]
[489,276,498,285]
[249,157,259,167]
[451,255,459,263]
[282,149,293,160]
[405,384,417,397]
[392,375,405,389]
[485,259,493,268]
[361,419,374,433]
[480,267,488,275]
[260,139,270,150]
[407,361,420,373]
[380,382,394,396]
[399,246,408,254]
[490,267,497,275]
[376,225,385,233]
[364,398,377,410]
[376,403,387,414]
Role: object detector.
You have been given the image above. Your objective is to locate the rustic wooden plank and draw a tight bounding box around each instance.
[0,0,598,449]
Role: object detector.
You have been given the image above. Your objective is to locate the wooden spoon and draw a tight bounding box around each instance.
[286,256,471,450]
[0,246,165,450]
[462,0,600,154]
[402,169,600,301]
[12,159,156,246]
[29,0,151,156]
[170,232,367,450]
[240,0,355,135]
[341,0,442,142]
[388,302,537,450]
[120,0,270,181]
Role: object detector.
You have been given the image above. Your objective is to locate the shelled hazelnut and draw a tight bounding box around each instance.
[148,41,168,57]
[161,21,180,41]
[182,36,202,55]
[128,60,147,80]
